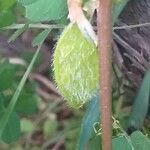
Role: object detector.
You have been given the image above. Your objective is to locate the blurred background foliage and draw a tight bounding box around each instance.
[0,0,84,149]
[1,0,150,150]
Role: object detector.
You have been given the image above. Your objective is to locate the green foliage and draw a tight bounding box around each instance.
[88,136,101,150]
[112,136,132,150]
[112,0,129,24]
[0,96,20,143]
[60,0,130,28]
[15,93,37,115]
[21,51,42,69]
[20,118,35,133]
[77,93,99,150]
[1,112,20,144]
[0,14,48,142]
[131,131,150,150]
[24,0,68,22]
[113,131,150,150]
[0,0,16,11]
[0,60,38,115]
[0,47,40,143]
[0,0,16,27]
[18,0,38,6]
[0,60,16,90]
[32,28,52,47]
[43,119,57,138]
[1,0,150,149]
[127,70,150,129]
[0,11,16,28]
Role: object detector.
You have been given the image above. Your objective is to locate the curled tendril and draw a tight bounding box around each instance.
[93,116,134,150]
[93,122,102,136]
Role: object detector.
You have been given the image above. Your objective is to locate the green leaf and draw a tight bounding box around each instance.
[18,0,38,6]
[54,14,68,25]
[0,60,16,91]
[0,45,41,140]
[0,0,17,28]
[131,131,150,150]
[0,99,20,143]
[1,112,20,144]
[112,136,132,150]
[77,93,99,150]
[127,70,150,129]
[21,118,35,133]
[0,10,16,28]
[43,120,57,138]
[25,0,68,22]
[88,136,101,150]
[32,28,51,47]
[112,131,150,150]
[15,93,37,115]
[0,94,5,111]
[0,0,16,11]
[112,0,129,24]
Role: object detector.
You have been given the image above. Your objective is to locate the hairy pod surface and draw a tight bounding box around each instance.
[53,23,99,108]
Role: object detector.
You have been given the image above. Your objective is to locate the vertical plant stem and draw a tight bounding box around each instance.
[97,0,112,150]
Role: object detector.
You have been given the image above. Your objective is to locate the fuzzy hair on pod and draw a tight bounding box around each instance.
[53,23,99,108]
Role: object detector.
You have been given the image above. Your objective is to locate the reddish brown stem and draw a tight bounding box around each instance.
[97,0,112,150]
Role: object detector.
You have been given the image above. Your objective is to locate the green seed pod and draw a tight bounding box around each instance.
[53,23,99,108]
